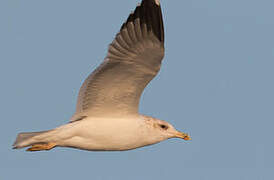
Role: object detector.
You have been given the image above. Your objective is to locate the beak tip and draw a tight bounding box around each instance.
[175,132,191,141]
[183,136,191,141]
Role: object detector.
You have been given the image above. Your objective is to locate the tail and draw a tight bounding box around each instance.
[13,131,57,151]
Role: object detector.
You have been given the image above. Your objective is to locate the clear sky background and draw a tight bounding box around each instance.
[1,0,274,179]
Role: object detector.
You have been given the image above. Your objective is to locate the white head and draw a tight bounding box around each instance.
[141,115,191,145]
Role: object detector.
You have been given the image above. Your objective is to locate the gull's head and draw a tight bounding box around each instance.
[142,116,191,143]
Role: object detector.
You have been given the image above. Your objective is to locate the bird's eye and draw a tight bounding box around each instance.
[159,124,168,130]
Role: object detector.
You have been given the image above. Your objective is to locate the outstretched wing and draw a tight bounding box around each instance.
[71,0,165,121]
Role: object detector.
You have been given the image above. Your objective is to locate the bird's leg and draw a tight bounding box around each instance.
[27,142,57,151]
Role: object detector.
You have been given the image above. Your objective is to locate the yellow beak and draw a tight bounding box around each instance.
[175,131,191,141]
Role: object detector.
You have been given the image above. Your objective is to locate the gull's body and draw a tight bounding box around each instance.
[23,116,173,151]
[13,0,191,152]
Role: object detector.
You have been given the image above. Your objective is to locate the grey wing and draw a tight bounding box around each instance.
[71,0,165,121]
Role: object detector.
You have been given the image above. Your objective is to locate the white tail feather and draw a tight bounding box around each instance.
[13,131,51,149]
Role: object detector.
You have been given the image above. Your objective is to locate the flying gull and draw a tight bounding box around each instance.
[13,0,191,152]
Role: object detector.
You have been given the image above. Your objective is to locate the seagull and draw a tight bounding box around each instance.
[13,0,191,152]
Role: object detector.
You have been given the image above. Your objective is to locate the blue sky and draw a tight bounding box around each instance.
[1,0,274,179]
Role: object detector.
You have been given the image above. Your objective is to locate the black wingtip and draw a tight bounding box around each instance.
[143,0,164,43]
[124,0,164,43]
